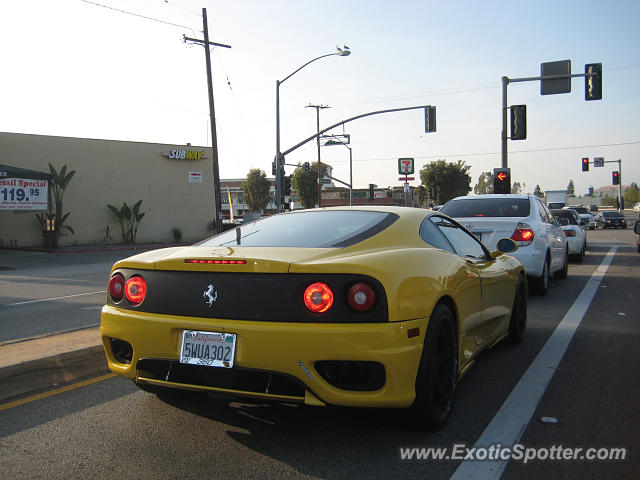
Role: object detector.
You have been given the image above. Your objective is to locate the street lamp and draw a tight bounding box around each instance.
[275,46,351,213]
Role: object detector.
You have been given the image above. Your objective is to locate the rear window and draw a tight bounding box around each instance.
[553,211,578,225]
[197,210,398,248]
[568,206,589,214]
[440,198,530,218]
[602,211,623,218]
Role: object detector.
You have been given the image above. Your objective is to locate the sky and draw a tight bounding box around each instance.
[2,0,639,196]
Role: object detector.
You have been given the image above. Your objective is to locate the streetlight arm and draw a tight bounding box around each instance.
[279,52,340,85]
[282,105,430,157]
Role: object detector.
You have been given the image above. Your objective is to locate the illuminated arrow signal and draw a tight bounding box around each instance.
[493,167,511,194]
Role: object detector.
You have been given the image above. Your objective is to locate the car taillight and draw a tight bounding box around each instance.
[303,282,334,313]
[347,282,376,312]
[108,273,125,301]
[125,275,147,305]
[564,230,576,237]
[511,223,534,244]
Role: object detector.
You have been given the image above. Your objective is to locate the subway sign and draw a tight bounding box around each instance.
[164,149,207,160]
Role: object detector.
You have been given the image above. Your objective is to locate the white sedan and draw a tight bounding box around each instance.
[552,209,586,261]
[439,194,569,296]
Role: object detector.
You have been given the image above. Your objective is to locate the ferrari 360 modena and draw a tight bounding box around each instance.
[100,206,526,430]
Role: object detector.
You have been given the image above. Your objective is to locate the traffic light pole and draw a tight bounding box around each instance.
[501,71,597,169]
[617,159,623,211]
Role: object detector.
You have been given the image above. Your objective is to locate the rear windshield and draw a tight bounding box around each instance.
[440,198,530,218]
[568,206,589,214]
[197,210,398,248]
[553,211,579,225]
[602,211,623,218]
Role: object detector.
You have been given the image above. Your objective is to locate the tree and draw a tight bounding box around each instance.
[474,172,493,195]
[512,182,522,194]
[624,182,640,205]
[36,163,76,248]
[566,179,575,197]
[533,185,544,198]
[292,161,328,209]
[419,159,472,205]
[243,168,271,212]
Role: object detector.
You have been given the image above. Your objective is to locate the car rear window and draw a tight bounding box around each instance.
[568,206,589,214]
[197,210,398,248]
[439,198,530,218]
[553,211,578,225]
[602,211,623,218]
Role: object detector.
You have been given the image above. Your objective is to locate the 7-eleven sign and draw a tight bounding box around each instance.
[398,158,414,175]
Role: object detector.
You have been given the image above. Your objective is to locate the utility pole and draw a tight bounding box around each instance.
[183,8,231,234]
[306,104,330,207]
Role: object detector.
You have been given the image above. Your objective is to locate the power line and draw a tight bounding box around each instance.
[328,140,640,163]
[80,0,194,30]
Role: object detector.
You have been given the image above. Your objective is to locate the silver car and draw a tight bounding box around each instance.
[439,194,569,296]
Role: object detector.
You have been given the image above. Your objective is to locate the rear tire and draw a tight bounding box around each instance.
[507,276,527,344]
[531,255,550,296]
[409,303,458,430]
[554,247,568,280]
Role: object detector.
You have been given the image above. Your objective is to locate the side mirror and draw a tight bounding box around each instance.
[579,221,586,226]
[556,217,569,226]
[490,238,519,259]
[634,221,640,235]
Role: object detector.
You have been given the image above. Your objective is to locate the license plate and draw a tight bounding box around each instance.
[180,330,236,368]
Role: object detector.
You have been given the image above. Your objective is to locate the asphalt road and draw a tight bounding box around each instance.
[0,220,638,479]
[0,250,145,343]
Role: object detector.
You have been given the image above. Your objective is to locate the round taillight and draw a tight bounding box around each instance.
[109,273,125,301]
[125,276,147,305]
[303,282,334,313]
[347,282,376,312]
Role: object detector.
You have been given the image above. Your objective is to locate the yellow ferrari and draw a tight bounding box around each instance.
[100,206,526,430]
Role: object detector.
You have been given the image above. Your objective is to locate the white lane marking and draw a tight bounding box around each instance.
[6,291,105,306]
[450,246,617,480]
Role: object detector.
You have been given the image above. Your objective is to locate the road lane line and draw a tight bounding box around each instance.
[6,290,105,306]
[0,373,116,412]
[450,246,617,480]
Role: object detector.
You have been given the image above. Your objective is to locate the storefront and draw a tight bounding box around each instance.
[0,132,215,247]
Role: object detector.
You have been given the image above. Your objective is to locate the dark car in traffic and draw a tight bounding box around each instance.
[596,211,627,229]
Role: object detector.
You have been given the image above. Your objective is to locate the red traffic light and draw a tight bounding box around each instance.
[582,157,589,172]
[612,171,620,185]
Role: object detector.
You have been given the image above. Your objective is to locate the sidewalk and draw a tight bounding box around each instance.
[0,327,106,404]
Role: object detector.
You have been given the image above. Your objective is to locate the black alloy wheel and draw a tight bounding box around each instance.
[507,275,527,344]
[410,303,458,430]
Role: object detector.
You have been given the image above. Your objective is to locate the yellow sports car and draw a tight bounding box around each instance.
[100,206,525,430]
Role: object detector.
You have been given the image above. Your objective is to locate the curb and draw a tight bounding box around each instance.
[0,346,108,404]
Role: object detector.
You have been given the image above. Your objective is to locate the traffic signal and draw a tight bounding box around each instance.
[612,171,620,185]
[369,183,375,201]
[283,175,292,196]
[272,161,276,176]
[582,157,589,172]
[425,106,436,133]
[493,168,511,194]
[303,162,310,174]
[510,105,527,140]
[585,63,602,101]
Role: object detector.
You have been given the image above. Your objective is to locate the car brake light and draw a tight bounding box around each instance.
[511,223,534,243]
[125,275,147,305]
[185,259,247,264]
[564,230,576,237]
[109,273,125,301]
[303,282,334,313]
[347,282,376,312]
